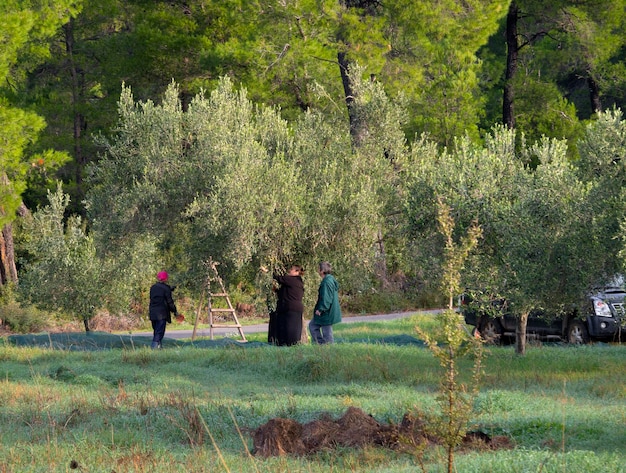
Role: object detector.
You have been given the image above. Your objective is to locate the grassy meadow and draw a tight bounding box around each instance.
[0,313,625,472]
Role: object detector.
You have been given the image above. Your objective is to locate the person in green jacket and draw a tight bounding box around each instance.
[309,261,342,344]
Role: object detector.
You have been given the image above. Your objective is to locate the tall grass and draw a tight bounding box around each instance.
[0,313,625,472]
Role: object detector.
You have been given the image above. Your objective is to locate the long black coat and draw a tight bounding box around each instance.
[271,273,304,346]
[149,282,178,323]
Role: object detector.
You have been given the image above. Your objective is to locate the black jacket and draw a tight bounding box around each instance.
[273,274,305,313]
[149,282,178,322]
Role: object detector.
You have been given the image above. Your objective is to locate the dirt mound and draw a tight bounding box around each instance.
[252,406,511,457]
[252,418,307,456]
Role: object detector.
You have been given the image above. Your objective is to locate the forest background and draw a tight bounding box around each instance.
[3,0,626,349]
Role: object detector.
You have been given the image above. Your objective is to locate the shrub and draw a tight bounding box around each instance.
[0,301,49,333]
[341,290,418,314]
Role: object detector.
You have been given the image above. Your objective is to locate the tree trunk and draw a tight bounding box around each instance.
[0,224,18,286]
[515,311,528,355]
[376,228,390,289]
[337,50,362,147]
[588,75,602,113]
[337,0,378,149]
[64,18,87,203]
[503,1,519,129]
[0,202,29,287]
[301,315,309,344]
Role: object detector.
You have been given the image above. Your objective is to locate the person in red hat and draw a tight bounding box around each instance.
[148,271,179,349]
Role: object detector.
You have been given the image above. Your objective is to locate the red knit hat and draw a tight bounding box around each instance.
[157,271,168,282]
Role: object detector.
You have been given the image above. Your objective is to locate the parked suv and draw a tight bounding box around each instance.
[459,285,626,344]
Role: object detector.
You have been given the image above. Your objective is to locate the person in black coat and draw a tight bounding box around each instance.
[272,265,305,346]
[149,271,179,349]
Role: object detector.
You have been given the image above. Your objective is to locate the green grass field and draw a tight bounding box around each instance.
[1,313,625,472]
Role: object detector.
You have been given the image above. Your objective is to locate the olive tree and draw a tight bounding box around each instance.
[86,75,404,304]
[19,184,156,330]
[18,185,104,330]
[576,109,626,279]
[487,136,594,353]
[404,126,604,354]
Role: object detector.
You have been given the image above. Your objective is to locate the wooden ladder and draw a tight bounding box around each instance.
[206,261,246,341]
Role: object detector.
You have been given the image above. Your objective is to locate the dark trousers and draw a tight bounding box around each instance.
[277,310,303,346]
[151,319,167,348]
[308,320,334,344]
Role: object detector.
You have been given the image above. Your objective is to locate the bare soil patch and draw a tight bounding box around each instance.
[252,406,512,457]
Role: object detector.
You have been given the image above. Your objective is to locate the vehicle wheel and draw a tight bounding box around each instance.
[567,320,590,345]
[478,318,503,345]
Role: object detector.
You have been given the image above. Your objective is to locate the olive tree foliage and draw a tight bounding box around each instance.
[86,75,403,298]
[327,65,410,289]
[577,109,626,277]
[18,185,155,330]
[403,128,522,297]
[404,126,605,354]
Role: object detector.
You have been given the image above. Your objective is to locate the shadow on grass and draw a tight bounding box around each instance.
[5,332,427,351]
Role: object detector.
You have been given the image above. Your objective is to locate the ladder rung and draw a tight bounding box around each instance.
[210,308,235,313]
[210,324,242,328]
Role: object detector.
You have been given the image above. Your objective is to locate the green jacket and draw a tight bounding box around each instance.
[313,274,342,326]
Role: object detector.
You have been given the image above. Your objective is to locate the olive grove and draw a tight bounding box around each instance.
[80,73,406,308]
[16,68,626,349]
[6,2,626,345]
